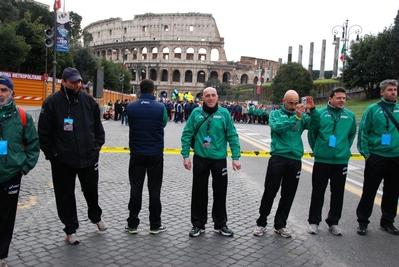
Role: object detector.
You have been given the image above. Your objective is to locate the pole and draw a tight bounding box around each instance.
[121,75,124,100]
[52,1,57,93]
[342,20,348,84]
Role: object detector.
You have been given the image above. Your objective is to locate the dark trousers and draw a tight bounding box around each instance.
[357,153,399,226]
[256,155,301,229]
[175,112,183,122]
[127,155,163,230]
[121,112,128,125]
[242,113,248,122]
[248,114,253,123]
[308,162,347,226]
[191,155,228,230]
[50,159,102,235]
[0,172,22,259]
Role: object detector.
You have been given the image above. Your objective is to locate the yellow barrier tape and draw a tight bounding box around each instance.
[100,147,364,160]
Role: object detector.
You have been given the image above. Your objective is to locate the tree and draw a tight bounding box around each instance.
[68,11,84,44]
[204,78,231,99]
[82,30,93,47]
[270,62,313,104]
[69,43,99,82]
[0,0,19,24]
[14,12,48,74]
[345,28,394,98]
[16,1,53,27]
[391,10,399,79]
[100,57,132,93]
[0,24,30,70]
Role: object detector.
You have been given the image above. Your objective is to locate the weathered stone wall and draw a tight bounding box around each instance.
[84,13,278,100]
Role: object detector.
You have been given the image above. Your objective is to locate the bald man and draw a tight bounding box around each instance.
[181,87,241,237]
[253,90,320,238]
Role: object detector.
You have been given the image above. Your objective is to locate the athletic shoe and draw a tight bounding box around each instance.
[125,225,138,234]
[214,226,234,236]
[93,219,108,231]
[0,259,8,267]
[253,226,266,236]
[327,225,342,236]
[274,228,291,238]
[307,224,319,234]
[357,225,367,236]
[189,227,205,237]
[66,233,80,245]
[149,224,167,235]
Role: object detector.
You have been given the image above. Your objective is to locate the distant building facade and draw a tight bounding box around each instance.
[84,13,279,100]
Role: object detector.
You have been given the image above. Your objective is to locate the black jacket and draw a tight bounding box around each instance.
[38,87,105,168]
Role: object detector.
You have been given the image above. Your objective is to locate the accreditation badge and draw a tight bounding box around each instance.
[0,140,8,155]
[381,134,391,146]
[63,118,74,131]
[329,135,336,147]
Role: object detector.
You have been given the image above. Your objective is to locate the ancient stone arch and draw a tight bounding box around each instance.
[85,13,278,100]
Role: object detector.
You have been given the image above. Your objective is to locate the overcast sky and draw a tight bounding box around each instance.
[42,0,398,71]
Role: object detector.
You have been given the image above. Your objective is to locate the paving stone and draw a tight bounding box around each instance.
[6,118,324,266]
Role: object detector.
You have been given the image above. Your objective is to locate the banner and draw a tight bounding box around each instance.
[56,12,70,52]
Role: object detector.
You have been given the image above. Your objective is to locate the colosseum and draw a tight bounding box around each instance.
[84,12,279,101]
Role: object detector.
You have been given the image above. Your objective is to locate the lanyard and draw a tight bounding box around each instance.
[201,110,214,136]
[380,104,394,134]
[327,108,343,135]
[63,87,73,118]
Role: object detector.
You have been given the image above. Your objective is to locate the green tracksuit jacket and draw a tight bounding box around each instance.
[357,98,399,158]
[308,103,356,164]
[0,101,40,182]
[269,105,320,161]
[181,106,241,160]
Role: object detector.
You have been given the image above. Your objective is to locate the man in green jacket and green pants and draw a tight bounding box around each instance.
[307,87,356,236]
[253,89,319,238]
[181,87,241,237]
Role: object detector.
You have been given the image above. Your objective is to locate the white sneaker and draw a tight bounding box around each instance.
[307,224,319,234]
[253,226,266,236]
[94,219,108,231]
[66,233,80,244]
[274,228,291,238]
[327,225,342,236]
[0,259,8,267]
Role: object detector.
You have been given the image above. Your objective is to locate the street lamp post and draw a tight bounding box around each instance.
[331,19,362,83]
[52,1,57,93]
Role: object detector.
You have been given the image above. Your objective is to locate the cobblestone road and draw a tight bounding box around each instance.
[8,118,323,267]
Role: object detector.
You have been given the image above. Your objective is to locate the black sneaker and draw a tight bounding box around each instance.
[380,224,399,235]
[213,226,234,236]
[149,224,167,235]
[189,227,205,237]
[125,225,138,234]
[357,225,367,236]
